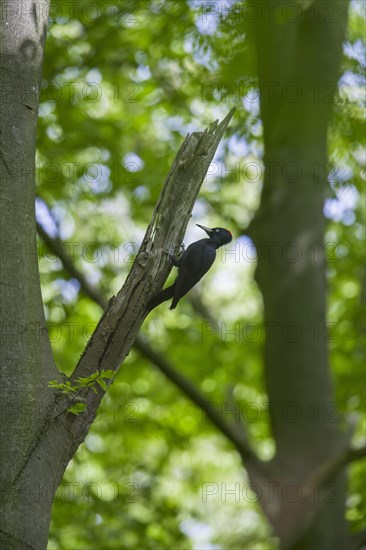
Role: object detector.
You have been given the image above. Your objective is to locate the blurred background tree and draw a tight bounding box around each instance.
[32,0,365,548]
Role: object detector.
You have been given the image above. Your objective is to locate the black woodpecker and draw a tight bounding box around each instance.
[146,224,232,312]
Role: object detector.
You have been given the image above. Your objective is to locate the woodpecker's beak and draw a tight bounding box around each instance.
[196,224,214,236]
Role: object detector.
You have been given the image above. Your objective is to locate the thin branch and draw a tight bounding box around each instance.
[352,526,366,550]
[136,335,256,462]
[36,221,106,308]
[280,444,366,550]
[304,444,366,492]
[188,289,217,324]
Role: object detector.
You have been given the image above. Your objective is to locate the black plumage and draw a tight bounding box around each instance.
[146,224,232,312]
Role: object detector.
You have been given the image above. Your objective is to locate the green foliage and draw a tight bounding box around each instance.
[48,370,115,414]
[38,0,365,548]
[49,370,115,394]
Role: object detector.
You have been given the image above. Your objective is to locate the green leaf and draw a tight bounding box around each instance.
[100,369,115,379]
[97,378,107,391]
[67,403,87,415]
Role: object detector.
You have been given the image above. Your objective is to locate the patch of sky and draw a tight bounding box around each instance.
[35,198,59,238]
[344,40,366,68]
[85,68,102,84]
[180,518,219,550]
[324,184,359,225]
[339,70,366,103]
[123,152,144,171]
[52,278,80,303]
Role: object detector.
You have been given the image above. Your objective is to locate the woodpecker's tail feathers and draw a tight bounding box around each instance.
[145,284,175,313]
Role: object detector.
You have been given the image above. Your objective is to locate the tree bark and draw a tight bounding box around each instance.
[0,1,65,549]
[247,1,351,547]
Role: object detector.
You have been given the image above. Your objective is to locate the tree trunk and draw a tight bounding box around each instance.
[247,1,350,547]
[0,1,66,548]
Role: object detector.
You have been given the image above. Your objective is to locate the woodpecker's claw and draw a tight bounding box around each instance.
[162,248,180,267]
[162,248,175,263]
